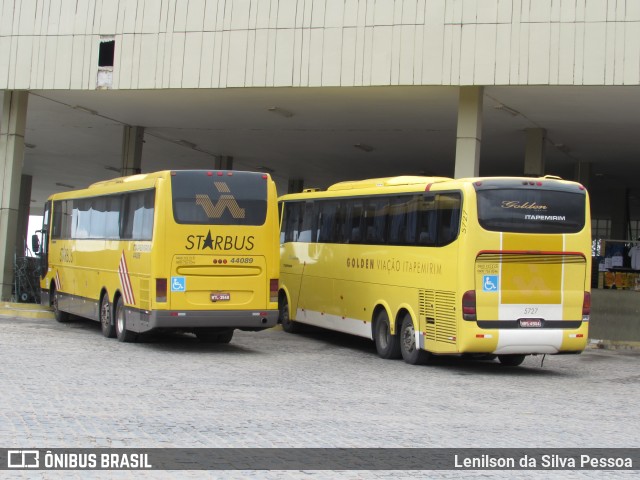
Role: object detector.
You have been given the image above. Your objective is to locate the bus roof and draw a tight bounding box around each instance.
[279,175,586,201]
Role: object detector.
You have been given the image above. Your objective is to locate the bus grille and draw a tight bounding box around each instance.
[419,290,456,345]
[139,279,150,310]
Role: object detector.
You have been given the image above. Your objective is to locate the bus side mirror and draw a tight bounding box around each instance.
[31,234,40,254]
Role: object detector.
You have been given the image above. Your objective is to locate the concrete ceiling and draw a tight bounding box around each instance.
[7,85,640,218]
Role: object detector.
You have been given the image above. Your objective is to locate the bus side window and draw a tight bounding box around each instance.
[347,201,364,244]
[388,196,407,245]
[122,190,155,240]
[283,202,301,243]
[417,195,437,246]
[318,200,339,243]
[298,201,316,243]
[436,193,461,246]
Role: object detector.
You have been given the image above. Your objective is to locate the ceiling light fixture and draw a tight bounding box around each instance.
[72,105,98,115]
[178,139,197,149]
[354,143,374,152]
[267,106,294,118]
[55,182,75,189]
[494,104,520,116]
[25,143,36,149]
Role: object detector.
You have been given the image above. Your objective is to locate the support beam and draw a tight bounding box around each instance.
[610,188,630,240]
[0,91,29,300]
[288,178,304,193]
[15,174,32,256]
[121,126,144,176]
[454,86,483,179]
[215,155,233,170]
[574,161,591,190]
[524,128,546,177]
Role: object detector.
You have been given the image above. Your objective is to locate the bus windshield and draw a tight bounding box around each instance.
[476,188,586,234]
[172,171,267,225]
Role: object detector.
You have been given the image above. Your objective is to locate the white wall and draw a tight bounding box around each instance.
[1,0,638,90]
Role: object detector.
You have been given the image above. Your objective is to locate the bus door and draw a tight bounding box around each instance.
[37,200,52,279]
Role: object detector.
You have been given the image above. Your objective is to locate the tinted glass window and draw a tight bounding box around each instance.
[172,171,267,225]
[436,193,461,245]
[51,200,72,239]
[123,190,155,240]
[477,188,586,234]
[317,201,340,243]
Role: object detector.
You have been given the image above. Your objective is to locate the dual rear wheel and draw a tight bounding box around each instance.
[374,311,432,365]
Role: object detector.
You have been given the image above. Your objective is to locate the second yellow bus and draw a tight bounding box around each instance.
[278,175,591,366]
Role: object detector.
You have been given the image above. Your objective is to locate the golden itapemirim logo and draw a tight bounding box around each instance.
[500,201,547,210]
[195,182,246,219]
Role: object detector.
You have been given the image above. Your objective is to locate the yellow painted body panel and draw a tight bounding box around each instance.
[40,170,279,323]
[280,175,591,357]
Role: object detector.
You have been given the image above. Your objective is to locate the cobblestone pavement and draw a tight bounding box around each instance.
[1,316,638,479]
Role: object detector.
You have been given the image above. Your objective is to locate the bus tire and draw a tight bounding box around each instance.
[399,314,431,365]
[279,295,300,333]
[498,354,526,367]
[195,328,234,343]
[115,297,136,343]
[373,310,401,359]
[100,294,116,338]
[52,287,70,323]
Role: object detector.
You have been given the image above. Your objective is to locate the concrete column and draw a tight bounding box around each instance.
[524,128,546,176]
[15,174,32,256]
[454,87,483,179]
[215,155,233,170]
[121,126,144,176]
[288,178,304,193]
[0,91,29,300]
[574,161,591,190]
[610,188,629,240]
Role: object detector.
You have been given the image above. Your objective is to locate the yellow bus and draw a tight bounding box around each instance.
[35,170,279,343]
[278,175,591,366]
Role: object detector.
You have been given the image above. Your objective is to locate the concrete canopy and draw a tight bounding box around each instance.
[6,85,640,222]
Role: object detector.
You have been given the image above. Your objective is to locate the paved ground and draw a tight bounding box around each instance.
[1,315,638,479]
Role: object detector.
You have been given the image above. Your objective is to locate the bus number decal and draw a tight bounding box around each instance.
[230,258,254,264]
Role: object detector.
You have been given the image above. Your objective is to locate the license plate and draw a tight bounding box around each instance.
[519,318,543,328]
[210,292,230,302]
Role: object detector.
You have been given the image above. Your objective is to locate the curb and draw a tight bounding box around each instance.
[0,302,54,320]
[589,339,640,351]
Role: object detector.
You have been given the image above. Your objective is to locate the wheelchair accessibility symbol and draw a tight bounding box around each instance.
[171,276,186,292]
[483,275,499,292]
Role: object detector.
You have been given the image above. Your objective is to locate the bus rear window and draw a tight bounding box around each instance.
[476,188,586,234]
[172,171,267,226]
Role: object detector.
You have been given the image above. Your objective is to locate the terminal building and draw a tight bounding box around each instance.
[1,0,640,303]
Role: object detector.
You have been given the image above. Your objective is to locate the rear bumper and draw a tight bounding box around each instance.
[476,320,584,329]
[125,308,279,333]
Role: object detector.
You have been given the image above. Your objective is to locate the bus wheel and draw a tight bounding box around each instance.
[195,328,234,343]
[399,314,431,365]
[498,354,526,367]
[279,296,300,333]
[115,297,136,343]
[52,287,70,323]
[373,310,401,359]
[100,294,116,338]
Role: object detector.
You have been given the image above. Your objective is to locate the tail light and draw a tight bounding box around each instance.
[270,279,278,303]
[156,278,167,302]
[462,290,476,321]
[582,291,591,321]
